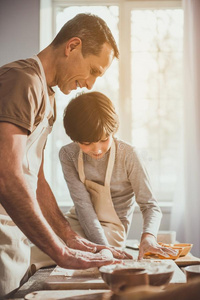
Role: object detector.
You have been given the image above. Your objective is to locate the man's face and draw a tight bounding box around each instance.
[56,42,114,94]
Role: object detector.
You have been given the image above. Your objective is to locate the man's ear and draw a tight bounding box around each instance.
[64,37,82,56]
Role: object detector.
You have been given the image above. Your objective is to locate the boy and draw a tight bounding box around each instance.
[59,92,176,258]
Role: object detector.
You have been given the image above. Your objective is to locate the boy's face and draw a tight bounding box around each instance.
[78,135,113,159]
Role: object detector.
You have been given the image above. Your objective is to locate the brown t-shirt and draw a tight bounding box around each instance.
[0,58,55,133]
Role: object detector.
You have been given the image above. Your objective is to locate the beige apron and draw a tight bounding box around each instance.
[66,141,126,248]
[0,55,53,297]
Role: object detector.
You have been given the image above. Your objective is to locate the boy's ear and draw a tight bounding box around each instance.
[64,37,82,56]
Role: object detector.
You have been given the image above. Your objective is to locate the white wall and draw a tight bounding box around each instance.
[0,0,40,66]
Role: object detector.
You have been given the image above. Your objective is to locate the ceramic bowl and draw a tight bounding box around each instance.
[99,261,174,291]
[173,243,193,256]
[99,267,149,293]
[158,242,193,256]
[148,269,174,286]
[184,265,200,281]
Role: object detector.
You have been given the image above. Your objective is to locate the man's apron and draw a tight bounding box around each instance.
[0,55,53,297]
[66,141,126,248]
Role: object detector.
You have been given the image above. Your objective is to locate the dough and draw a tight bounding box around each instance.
[100,249,113,259]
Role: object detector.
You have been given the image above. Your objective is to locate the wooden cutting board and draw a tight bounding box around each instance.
[44,260,186,290]
[25,289,109,299]
[175,253,200,267]
[44,267,108,290]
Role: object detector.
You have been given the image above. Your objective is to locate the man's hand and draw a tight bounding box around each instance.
[65,230,132,260]
[95,244,133,260]
[57,246,121,269]
[138,233,178,260]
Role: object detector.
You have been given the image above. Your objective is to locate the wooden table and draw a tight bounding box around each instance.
[10,243,200,300]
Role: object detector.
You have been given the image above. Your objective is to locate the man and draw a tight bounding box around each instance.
[0,13,130,298]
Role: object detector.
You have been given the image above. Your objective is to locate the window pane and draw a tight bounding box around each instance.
[45,5,119,205]
[131,9,183,201]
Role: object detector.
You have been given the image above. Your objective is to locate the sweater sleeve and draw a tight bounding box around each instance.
[59,145,109,245]
[126,147,162,237]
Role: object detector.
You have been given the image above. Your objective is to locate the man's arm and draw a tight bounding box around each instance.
[0,122,119,268]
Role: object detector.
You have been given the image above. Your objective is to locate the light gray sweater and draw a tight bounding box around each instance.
[59,138,162,245]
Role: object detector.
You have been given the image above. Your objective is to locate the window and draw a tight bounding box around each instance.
[44,0,183,206]
[130,6,183,201]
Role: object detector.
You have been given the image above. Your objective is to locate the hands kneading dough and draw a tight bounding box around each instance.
[100,249,114,259]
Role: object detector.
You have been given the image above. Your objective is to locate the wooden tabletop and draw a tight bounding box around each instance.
[9,267,53,300]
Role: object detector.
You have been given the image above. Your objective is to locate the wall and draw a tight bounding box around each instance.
[0,0,40,66]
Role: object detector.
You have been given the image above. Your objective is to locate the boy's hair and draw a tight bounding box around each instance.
[63,92,119,143]
[51,13,119,59]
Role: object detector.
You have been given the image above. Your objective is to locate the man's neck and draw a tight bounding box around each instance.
[37,46,57,88]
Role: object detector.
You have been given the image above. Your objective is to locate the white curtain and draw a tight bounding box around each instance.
[171,0,200,257]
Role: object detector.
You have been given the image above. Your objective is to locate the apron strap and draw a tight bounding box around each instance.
[78,139,116,186]
[78,150,85,183]
[104,140,115,186]
[32,55,53,118]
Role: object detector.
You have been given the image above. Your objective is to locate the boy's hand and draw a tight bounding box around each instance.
[138,233,178,260]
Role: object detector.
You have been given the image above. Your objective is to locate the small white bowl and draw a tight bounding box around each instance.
[184,265,200,281]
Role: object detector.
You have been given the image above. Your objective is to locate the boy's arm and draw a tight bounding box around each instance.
[59,146,110,246]
[58,146,132,260]
[127,148,162,237]
[127,148,177,258]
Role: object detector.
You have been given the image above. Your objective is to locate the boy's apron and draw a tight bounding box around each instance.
[0,55,53,297]
[66,141,126,248]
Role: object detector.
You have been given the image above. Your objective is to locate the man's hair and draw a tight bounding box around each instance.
[51,13,119,58]
[63,92,119,143]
